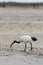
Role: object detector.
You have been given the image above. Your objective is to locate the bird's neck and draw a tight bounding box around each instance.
[15,40,20,43]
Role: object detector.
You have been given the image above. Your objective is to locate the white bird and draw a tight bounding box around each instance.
[10,35,37,51]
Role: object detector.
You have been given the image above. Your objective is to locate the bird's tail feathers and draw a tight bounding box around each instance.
[31,37,37,41]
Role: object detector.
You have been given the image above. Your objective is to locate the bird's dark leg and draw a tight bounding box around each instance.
[24,43,26,51]
[30,43,33,51]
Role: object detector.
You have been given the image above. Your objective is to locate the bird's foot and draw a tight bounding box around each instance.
[24,49,26,52]
[29,47,33,51]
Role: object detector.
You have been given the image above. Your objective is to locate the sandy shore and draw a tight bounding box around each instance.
[0,7,43,65]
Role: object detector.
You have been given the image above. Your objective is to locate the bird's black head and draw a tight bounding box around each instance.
[31,37,37,41]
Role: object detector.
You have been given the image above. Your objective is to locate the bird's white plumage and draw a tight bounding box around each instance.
[20,35,32,43]
[10,35,37,51]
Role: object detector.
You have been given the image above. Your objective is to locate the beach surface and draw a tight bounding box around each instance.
[0,7,43,65]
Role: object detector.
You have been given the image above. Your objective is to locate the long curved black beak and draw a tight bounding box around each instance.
[10,40,20,48]
[10,41,15,48]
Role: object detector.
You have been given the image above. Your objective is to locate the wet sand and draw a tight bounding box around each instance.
[0,7,43,65]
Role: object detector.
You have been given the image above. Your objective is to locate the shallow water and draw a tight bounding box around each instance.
[0,47,43,65]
